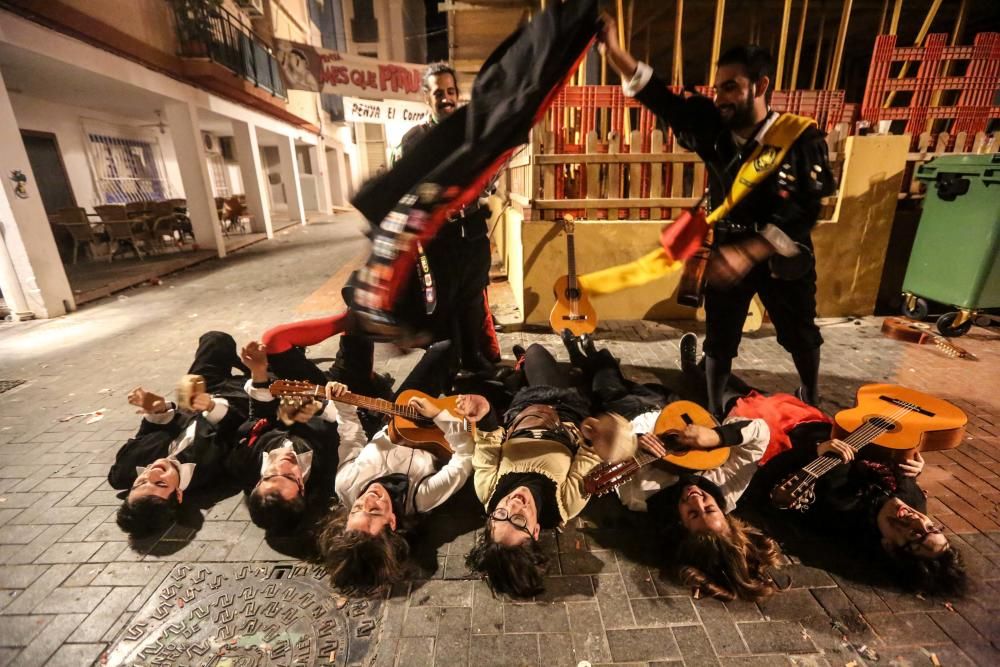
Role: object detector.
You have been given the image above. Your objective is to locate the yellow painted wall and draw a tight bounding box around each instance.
[511,134,908,324]
[813,134,910,316]
[519,220,692,324]
[59,0,178,55]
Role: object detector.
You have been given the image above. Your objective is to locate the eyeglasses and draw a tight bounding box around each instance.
[903,525,943,553]
[489,507,535,541]
[258,473,304,496]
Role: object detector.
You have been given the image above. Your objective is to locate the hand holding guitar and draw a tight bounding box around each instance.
[817,439,855,462]
[638,433,667,458]
[408,396,442,419]
[324,381,349,400]
[455,394,491,423]
[678,425,722,450]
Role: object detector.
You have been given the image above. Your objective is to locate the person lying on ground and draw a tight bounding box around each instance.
[747,431,966,597]
[109,331,250,538]
[225,340,340,534]
[315,375,475,595]
[462,344,627,598]
[565,331,781,602]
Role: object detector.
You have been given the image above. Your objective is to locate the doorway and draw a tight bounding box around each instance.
[21,131,76,214]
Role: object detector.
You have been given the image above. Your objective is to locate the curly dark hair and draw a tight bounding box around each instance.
[315,506,411,595]
[672,515,785,602]
[465,529,549,598]
[116,495,178,538]
[885,545,967,597]
[246,489,306,535]
[422,62,458,93]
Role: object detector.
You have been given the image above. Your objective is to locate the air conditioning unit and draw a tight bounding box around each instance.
[236,0,265,18]
[202,132,221,154]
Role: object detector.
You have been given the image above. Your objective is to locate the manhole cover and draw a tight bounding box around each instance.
[105,562,382,666]
[0,380,25,395]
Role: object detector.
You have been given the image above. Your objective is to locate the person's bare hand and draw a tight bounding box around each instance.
[706,238,774,287]
[190,392,216,413]
[638,433,668,458]
[128,387,167,414]
[898,451,925,478]
[597,12,619,50]
[293,400,322,423]
[409,396,442,419]
[324,381,349,400]
[241,341,268,378]
[818,439,855,462]
[677,425,723,450]
[456,394,491,423]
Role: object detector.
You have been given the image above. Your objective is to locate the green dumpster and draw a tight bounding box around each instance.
[901,153,1000,336]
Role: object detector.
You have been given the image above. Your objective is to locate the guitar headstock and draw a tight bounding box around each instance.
[932,336,970,359]
[270,379,321,398]
[562,214,575,235]
[770,471,817,511]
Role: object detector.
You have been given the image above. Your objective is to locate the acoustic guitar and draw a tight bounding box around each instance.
[549,215,597,336]
[771,383,967,511]
[270,380,472,461]
[583,401,729,497]
[881,317,971,359]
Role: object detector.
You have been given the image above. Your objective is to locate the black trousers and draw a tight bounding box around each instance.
[586,349,672,420]
[703,260,823,361]
[187,331,250,395]
[401,211,492,364]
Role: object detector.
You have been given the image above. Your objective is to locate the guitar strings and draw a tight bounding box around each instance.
[800,404,915,478]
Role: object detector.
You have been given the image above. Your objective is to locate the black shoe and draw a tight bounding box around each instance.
[561,329,588,367]
[457,354,496,379]
[579,333,597,357]
[512,344,526,363]
[794,385,818,406]
[680,332,698,374]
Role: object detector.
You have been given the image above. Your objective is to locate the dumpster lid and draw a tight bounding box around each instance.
[916,153,1000,180]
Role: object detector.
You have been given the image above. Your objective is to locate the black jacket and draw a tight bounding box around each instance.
[746,422,927,539]
[634,77,836,246]
[107,413,228,493]
[226,395,340,498]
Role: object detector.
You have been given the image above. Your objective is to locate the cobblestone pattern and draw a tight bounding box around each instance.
[0,216,998,666]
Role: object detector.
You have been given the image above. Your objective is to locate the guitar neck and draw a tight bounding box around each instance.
[566,232,577,291]
[295,384,423,421]
[799,415,898,480]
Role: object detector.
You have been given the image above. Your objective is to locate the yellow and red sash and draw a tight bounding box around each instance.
[578,113,816,296]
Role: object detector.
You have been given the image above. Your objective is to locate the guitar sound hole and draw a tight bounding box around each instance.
[565,288,580,300]
[865,416,899,432]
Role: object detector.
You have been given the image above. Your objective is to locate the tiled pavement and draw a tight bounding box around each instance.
[0,214,998,666]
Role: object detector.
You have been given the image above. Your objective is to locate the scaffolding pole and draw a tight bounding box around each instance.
[810,13,825,89]
[790,0,809,91]
[672,0,684,87]
[775,0,794,90]
[884,0,943,106]
[708,0,726,87]
[889,0,903,35]
[827,0,852,91]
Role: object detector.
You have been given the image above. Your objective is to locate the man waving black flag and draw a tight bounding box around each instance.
[348,0,599,340]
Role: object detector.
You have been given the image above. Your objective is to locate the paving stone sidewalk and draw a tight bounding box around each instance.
[0,214,998,666]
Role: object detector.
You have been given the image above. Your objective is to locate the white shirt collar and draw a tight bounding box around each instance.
[259,439,313,482]
[135,457,196,491]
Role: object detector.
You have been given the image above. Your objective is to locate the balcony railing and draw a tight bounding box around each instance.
[174,5,286,100]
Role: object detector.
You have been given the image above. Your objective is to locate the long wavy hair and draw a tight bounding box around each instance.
[672,515,785,603]
[314,506,411,595]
